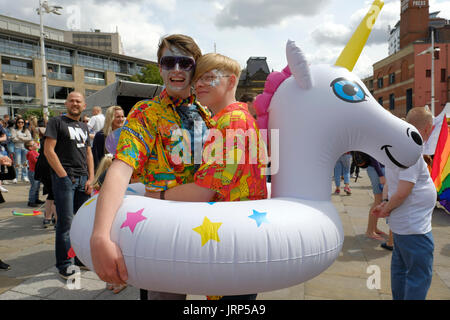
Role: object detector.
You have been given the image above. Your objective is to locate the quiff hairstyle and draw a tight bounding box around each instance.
[192,53,241,84]
[157,34,202,63]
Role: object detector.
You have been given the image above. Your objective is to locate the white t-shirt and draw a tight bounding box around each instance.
[385,155,436,235]
[88,113,105,134]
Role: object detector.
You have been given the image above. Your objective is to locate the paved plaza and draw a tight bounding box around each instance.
[0,171,449,300]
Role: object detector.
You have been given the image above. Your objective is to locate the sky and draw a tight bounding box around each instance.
[1,0,450,79]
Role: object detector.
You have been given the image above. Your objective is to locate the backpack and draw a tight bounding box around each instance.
[34,137,51,183]
[352,151,370,169]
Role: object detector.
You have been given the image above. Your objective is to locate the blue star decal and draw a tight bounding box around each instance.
[207,202,216,205]
[248,210,269,227]
[126,187,138,194]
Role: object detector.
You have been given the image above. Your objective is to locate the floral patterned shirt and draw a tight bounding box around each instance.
[116,89,212,192]
[194,102,268,202]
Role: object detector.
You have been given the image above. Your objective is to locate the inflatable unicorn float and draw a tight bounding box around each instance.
[71,0,424,295]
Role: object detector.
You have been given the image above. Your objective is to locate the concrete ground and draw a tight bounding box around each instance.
[0,170,449,300]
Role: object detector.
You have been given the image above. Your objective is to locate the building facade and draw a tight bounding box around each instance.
[237,57,270,99]
[64,30,124,55]
[372,0,450,118]
[0,16,154,116]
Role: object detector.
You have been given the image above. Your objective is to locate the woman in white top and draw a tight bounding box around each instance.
[11,118,32,182]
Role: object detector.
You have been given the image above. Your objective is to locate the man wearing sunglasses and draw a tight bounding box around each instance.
[90,34,212,300]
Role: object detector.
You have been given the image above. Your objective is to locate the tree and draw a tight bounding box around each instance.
[130,63,163,85]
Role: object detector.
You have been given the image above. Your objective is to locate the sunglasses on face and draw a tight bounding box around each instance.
[17,121,24,124]
[160,56,195,71]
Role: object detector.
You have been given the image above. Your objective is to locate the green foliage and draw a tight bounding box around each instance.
[130,63,163,85]
[22,108,55,120]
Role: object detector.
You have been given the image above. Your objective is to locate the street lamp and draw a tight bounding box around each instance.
[36,0,62,123]
[417,27,441,117]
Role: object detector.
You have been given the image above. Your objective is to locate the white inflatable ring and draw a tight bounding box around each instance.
[71,185,342,295]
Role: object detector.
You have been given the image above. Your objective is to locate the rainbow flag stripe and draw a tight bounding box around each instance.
[431,115,450,212]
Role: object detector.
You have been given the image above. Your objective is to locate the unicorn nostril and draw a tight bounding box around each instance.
[411,131,423,146]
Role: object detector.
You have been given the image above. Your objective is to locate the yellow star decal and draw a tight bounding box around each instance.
[192,217,222,246]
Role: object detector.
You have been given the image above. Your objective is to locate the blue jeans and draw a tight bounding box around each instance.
[27,171,41,203]
[52,174,90,272]
[14,147,28,180]
[391,232,434,300]
[334,154,352,187]
[366,166,385,195]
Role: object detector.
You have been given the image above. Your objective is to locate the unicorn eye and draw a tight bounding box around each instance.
[331,78,366,103]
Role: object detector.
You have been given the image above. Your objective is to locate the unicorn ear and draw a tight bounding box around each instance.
[286,40,312,90]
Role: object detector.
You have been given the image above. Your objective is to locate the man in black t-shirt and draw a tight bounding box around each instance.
[44,91,94,279]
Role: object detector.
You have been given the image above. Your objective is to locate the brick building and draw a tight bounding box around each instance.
[372,0,450,118]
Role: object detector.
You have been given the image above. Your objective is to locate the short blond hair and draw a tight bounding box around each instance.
[406,107,433,131]
[193,53,241,84]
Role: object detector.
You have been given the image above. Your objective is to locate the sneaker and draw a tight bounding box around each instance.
[344,186,352,195]
[27,202,39,208]
[43,219,52,228]
[0,260,11,270]
[334,189,340,194]
[2,180,10,185]
[12,179,17,184]
[23,177,30,183]
[58,267,76,280]
[0,186,8,193]
[380,242,393,251]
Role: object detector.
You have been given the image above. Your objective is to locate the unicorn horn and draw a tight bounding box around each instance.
[335,0,384,71]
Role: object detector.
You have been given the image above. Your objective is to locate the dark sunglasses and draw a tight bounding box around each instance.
[160,56,195,71]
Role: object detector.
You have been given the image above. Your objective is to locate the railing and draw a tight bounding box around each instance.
[48,72,73,81]
[1,64,34,76]
[84,77,105,85]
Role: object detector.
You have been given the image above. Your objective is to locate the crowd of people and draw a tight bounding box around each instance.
[0,33,439,301]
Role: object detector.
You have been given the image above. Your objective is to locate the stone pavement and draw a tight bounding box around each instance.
[0,171,449,300]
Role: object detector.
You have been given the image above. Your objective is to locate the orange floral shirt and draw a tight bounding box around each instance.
[194,102,268,201]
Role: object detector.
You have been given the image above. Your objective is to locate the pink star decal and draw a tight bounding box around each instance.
[120,208,147,233]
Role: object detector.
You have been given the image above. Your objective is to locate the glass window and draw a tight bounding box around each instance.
[389,93,395,110]
[377,77,383,89]
[1,57,34,76]
[389,73,395,85]
[378,97,383,107]
[48,85,74,99]
[45,46,73,65]
[3,80,36,97]
[84,69,105,85]
[47,63,73,81]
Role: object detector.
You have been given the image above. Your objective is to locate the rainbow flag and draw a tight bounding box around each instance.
[431,115,450,213]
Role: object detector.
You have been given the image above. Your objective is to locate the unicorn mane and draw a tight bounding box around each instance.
[254,66,291,130]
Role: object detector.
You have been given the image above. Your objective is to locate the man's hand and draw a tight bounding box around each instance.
[372,201,390,218]
[85,178,94,195]
[90,235,128,285]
